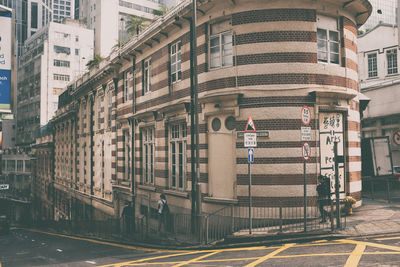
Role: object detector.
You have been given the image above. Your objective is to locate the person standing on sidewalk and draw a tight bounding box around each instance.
[317,175,331,223]
[157,194,169,233]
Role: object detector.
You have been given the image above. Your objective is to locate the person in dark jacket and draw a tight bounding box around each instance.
[157,194,168,232]
[317,175,331,223]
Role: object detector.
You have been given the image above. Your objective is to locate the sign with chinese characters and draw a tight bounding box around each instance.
[319,112,345,198]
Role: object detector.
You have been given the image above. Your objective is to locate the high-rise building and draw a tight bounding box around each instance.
[76,0,173,57]
[52,0,75,23]
[0,0,76,58]
[360,0,397,31]
[0,0,28,58]
[16,19,93,145]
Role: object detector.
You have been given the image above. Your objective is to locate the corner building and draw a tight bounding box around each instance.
[52,0,371,221]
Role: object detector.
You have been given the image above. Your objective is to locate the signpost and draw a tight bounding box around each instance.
[245,115,256,234]
[301,106,311,232]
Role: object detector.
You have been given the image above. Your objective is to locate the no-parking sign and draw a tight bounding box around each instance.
[302,142,311,161]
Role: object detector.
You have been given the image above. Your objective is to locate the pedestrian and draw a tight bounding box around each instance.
[317,175,331,223]
[122,202,133,234]
[157,194,169,233]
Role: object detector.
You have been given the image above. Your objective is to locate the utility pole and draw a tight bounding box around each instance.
[334,141,341,229]
[190,0,201,236]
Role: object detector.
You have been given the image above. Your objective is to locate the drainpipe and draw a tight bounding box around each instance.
[131,55,136,222]
[90,93,95,202]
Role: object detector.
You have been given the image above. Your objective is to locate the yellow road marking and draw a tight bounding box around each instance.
[172,251,220,267]
[313,240,328,243]
[295,242,347,247]
[216,245,280,251]
[103,251,400,266]
[244,243,295,267]
[99,251,208,267]
[344,244,366,267]
[338,239,400,252]
[23,228,168,252]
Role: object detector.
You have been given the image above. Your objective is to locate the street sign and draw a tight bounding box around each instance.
[302,142,311,161]
[245,115,256,132]
[393,130,400,146]
[0,184,9,190]
[301,126,311,141]
[301,106,311,126]
[248,148,254,163]
[244,133,257,147]
[237,131,269,138]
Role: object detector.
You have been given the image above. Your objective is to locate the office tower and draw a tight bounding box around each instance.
[16,19,93,145]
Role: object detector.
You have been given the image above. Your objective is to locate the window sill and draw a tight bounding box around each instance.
[209,65,233,71]
[163,189,189,199]
[366,76,379,80]
[203,197,238,205]
[386,73,399,78]
[137,184,156,192]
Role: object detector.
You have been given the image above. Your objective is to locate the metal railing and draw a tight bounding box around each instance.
[203,198,346,244]
[362,175,400,202]
[33,196,347,245]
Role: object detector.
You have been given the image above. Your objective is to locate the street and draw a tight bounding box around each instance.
[2,229,400,266]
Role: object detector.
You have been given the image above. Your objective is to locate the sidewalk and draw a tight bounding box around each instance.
[338,198,400,236]
[216,198,400,248]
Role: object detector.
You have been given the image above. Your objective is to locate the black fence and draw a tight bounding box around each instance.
[362,175,400,202]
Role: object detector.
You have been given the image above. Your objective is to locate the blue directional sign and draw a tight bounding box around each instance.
[248,148,254,163]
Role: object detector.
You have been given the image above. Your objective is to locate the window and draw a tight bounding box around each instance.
[17,160,23,172]
[107,86,113,128]
[31,2,38,28]
[368,53,378,78]
[387,49,398,75]
[209,31,233,69]
[53,59,70,67]
[53,45,70,54]
[142,128,155,184]
[317,28,339,64]
[25,160,31,172]
[170,42,182,83]
[53,74,70,81]
[123,71,132,102]
[75,48,79,55]
[7,160,15,171]
[170,123,187,189]
[143,58,151,93]
[123,130,130,180]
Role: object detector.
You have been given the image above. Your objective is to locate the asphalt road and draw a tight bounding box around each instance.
[2,228,400,266]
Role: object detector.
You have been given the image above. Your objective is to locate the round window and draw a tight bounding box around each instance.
[225,116,236,130]
[211,118,221,131]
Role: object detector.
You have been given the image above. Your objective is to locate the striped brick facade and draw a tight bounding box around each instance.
[50,0,371,219]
